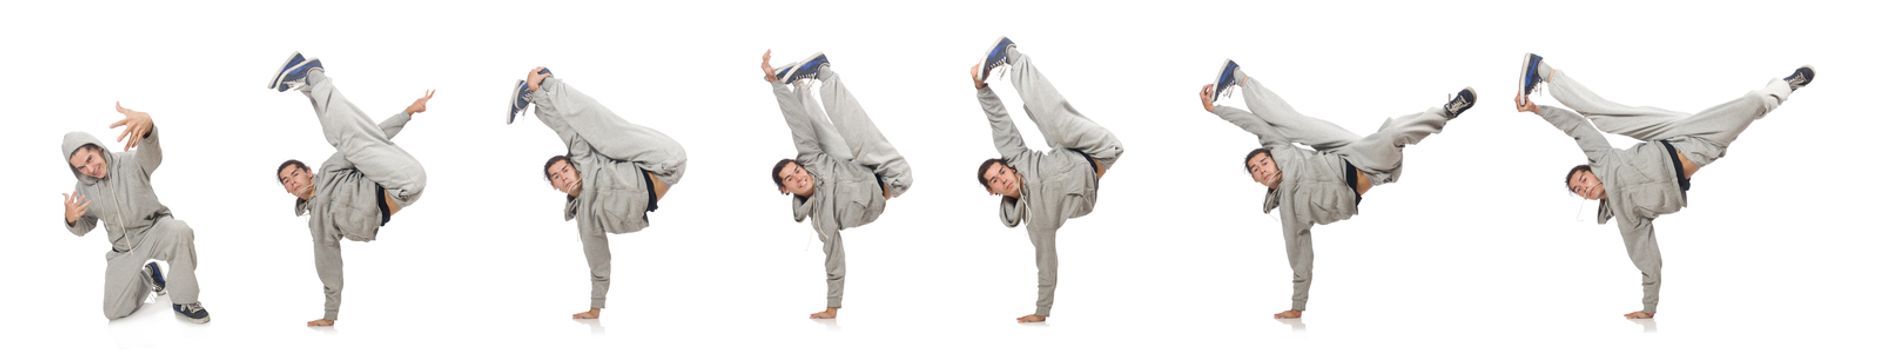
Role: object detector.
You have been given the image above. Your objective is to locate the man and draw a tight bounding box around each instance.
[1198,59,1474,319]
[269,52,434,327]
[971,37,1124,323]
[62,102,211,323]
[1514,53,1812,319]
[509,65,688,320]
[760,50,914,320]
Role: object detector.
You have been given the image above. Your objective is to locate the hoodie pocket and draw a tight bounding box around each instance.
[1625,184,1681,219]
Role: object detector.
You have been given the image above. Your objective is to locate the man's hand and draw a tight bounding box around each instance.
[63,193,91,225]
[1514,94,1542,115]
[110,102,153,151]
[306,319,335,327]
[970,64,987,89]
[1199,84,1217,113]
[762,50,779,83]
[404,89,436,116]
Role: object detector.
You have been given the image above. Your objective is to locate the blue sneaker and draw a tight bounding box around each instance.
[1517,53,1545,103]
[780,53,828,84]
[268,52,305,90]
[978,37,1015,81]
[271,53,322,92]
[771,62,798,83]
[172,303,210,324]
[1445,87,1477,118]
[509,67,552,124]
[1785,65,1814,90]
[1211,59,1240,101]
[143,261,167,295]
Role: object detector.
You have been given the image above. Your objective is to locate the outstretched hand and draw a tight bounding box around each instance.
[1198,84,1217,113]
[63,192,91,224]
[404,89,436,116]
[762,50,779,83]
[970,64,987,89]
[1514,94,1542,114]
[110,102,153,151]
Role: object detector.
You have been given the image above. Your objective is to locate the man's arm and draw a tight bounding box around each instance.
[312,233,345,322]
[111,103,162,175]
[1201,85,1289,149]
[380,89,433,139]
[62,192,96,236]
[979,87,1031,159]
[1520,97,1612,157]
[578,223,612,312]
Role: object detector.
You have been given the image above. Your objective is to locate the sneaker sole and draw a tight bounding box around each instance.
[509,80,528,124]
[1516,53,1540,105]
[176,313,211,324]
[784,52,827,84]
[269,52,305,91]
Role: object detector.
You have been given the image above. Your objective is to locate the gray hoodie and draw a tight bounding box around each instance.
[981,89,1100,230]
[294,112,409,320]
[1540,106,1684,313]
[62,129,170,252]
[1212,106,1361,311]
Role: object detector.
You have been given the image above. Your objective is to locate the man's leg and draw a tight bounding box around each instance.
[1330,107,1452,185]
[792,81,857,162]
[816,69,913,197]
[1551,70,1788,166]
[1004,47,1125,168]
[101,250,151,320]
[302,69,428,207]
[1231,69,1362,149]
[1544,70,1692,139]
[141,219,200,306]
[532,78,689,185]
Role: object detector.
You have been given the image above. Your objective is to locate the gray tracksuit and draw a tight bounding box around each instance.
[62,130,202,319]
[1535,68,1792,314]
[979,46,1124,317]
[770,66,914,309]
[291,70,428,320]
[530,77,688,310]
[1211,69,1454,311]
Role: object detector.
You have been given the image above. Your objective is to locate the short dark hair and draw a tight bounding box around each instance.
[771,159,799,189]
[70,144,105,172]
[276,159,309,183]
[1565,164,1592,194]
[1243,148,1272,173]
[976,158,1009,190]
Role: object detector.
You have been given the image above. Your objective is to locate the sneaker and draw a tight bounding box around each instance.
[772,62,798,82]
[1517,53,1545,104]
[978,37,1016,82]
[143,261,167,296]
[1445,87,1477,118]
[780,53,828,84]
[270,53,322,92]
[1211,59,1241,101]
[508,67,552,124]
[172,303,211,324]
[1785,65,1814,90]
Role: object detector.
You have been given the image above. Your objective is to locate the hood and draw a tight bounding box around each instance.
[62,132,112,184]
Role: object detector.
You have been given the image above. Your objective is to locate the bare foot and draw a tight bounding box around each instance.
[1273,310,1304,319]
[1624,311,1654,319]
[573,308,601,320]
[306,319,335,327]
[1016,314,1047,323]
[809,307,839,319]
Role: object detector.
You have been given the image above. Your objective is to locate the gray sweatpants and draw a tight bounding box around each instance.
[1231,69,1452,185]
[1546,69,1790,167]
[1230,68,1453,311]
[534,77,689,185]
[1004,46,1125,317]
[795,69,913,197]
[1543,69,1788,313]
[303,70,427,208]
[103,218,199,319]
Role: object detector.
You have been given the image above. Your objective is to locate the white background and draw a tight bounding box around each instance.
[2,0,1874,348]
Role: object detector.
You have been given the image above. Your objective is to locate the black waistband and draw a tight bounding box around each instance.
[642,170,660,214]
[376,185,392,226]
[1660,140,1691,197]
[1074,150,1101,189]
[1343,160,1363,206]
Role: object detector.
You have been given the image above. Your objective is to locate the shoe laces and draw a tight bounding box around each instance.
[1446,93,1471,113]
[177,303,203,313]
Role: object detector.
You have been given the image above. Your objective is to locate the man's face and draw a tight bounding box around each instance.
[981,162,1021,198]
[549,159,583,196]
[1570,169,1606,200]
[1247,153,1282,188]
[777,162,815,197]
[69,147,108,179]
[278,165,315,200]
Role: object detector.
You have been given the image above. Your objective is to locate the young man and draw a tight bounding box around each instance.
[61,103,211,323]
[1514,53,1812,319]
[760,50,914,320]
[1198,60,1475,319]
[268,52,434,327]
[971,37,1125,323]
[509,66,688,320]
